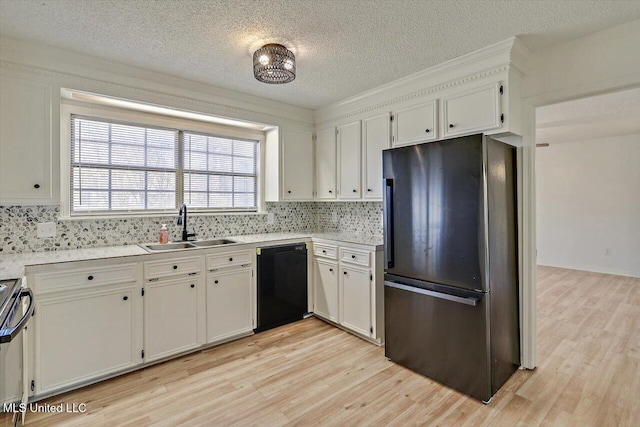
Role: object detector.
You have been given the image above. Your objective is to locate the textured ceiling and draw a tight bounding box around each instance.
[1,0,640,109]
[536,87,640,145]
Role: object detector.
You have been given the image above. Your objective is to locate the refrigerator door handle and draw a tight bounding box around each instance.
[384,280,479,307]
[383,178,395,268]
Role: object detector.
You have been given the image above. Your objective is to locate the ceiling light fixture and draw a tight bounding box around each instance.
[253,43,296,84]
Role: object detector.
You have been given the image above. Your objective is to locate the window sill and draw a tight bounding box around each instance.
[58,210,266,221]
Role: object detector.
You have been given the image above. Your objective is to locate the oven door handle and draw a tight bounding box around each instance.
[0,288,34,344]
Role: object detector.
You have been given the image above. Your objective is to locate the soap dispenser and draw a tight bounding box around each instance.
[159,224,169,244]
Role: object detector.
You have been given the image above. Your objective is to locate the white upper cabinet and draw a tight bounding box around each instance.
[337,121,361,199]
[392,100,437,147]
[441,82,502,138]
[315,127,337,200]
[0,73,53,204]
[281,128,314,200]
[362,113,390,199]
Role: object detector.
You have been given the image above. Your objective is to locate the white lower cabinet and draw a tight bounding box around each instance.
[313,258,339,322]
[313,241,382,343]
[207,267,253,343]
[340,265,372,337]
[34,284,142,394]
[144,276,204,362]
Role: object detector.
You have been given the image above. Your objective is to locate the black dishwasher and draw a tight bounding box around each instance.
[255,243,308,332]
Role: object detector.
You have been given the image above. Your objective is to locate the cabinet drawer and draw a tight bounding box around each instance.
[314,243,338,260]
[340,248,371,267]
[144,256,203,280]
[206,250,252,271]
[35,263,138,294]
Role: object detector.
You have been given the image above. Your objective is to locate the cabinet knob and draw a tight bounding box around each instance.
[190,284,195,288]
[352,255,356,259]
[352,189,357,193]
[343,271,347,275]
[214,280,219,284]
[33,184,40,189]
[367,189,372,192]
[449,124,454,129]
[329,268,333,272]
[329,190,332,193]
[229,257,233,262]
[288,190,292,194]
[123,296,128,301]
[425,129,430,133]
[322,250,326,254]
[87,275,94,281]
[173,265,178,270]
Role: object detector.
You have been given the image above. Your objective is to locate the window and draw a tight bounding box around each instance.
[183,132,258,209]
[70,115,259,215]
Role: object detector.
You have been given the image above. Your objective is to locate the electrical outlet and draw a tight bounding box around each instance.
[266,212,275,225]
[331,212,338,223]
[605,248,611,256]
[37,222,56,238]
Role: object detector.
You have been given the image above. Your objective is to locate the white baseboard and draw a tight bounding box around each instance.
[537,262,640,279]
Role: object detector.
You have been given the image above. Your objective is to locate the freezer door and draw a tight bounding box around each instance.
[384,279,491,402]
[382,135,486,291]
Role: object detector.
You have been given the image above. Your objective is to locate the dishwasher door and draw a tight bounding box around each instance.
[255,244,308,332]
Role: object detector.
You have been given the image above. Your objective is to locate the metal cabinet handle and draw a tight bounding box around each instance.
[229,257,233,262]
[329,190,333,193]
[352,189,357,193]
[173,265,178,270]
[33,184,40,189]
[343,271,347,275]
[329,268,333,272]
[352,255,356,259]
[449,124,454,128]
[425,129,430,133]
[214,280,219,284]
[322,250,326,254]
[190,284,195,288]
[87,275,94,281]
[123,296,128,301]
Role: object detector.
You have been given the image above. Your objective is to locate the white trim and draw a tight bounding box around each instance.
[537,263,640,279]
[60,101,266,218]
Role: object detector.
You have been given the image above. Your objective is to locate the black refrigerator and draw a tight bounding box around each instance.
[382,134,520,402]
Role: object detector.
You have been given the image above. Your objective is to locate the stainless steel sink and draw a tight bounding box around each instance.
[189,239,236,247]
[140,239,237,252]
[142,242,197,251]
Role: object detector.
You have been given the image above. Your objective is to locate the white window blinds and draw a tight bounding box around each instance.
[71,116,178,213]
[183,132,258,209]
[70,115,259,215]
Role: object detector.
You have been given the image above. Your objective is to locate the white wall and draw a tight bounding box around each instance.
[536,133,640,277]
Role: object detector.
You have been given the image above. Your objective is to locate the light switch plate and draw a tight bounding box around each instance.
[37,222,56,238]
[266,212,275,225]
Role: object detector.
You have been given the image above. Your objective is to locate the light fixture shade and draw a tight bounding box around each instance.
[253,43,296,84]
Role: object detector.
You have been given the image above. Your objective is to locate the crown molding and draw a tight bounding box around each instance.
[315,36,531,125]
[0,36,313,127]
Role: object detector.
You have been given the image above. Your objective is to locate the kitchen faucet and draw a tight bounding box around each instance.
[176,203,197,241]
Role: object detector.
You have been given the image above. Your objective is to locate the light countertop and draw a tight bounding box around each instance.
[0,232,383,280]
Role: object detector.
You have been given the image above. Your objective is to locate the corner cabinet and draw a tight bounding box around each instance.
[337,121,362,199]
[0,72,54,204]
[441,82,503,139]
[31,262,143,395]
[265,127,314,201]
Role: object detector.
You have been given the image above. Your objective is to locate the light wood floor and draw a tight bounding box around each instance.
[2,266,639,426]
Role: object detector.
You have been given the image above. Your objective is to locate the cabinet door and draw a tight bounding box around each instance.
[363,113,390,199]
[282,128,314,200]
[207,268,253,343]
[441,82,502,138]
[315,127,337,200]
[0,74,52,203]
[337,121,361,199]
[392,101,437,147]
[313,258,339,322]
[144,277,201,362]
[340,265,372,337]
[35,285,141,394]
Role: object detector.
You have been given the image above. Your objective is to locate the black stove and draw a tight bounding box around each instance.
[0,278,34,344]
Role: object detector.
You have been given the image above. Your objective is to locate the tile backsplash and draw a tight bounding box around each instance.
[0,202,382,254]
